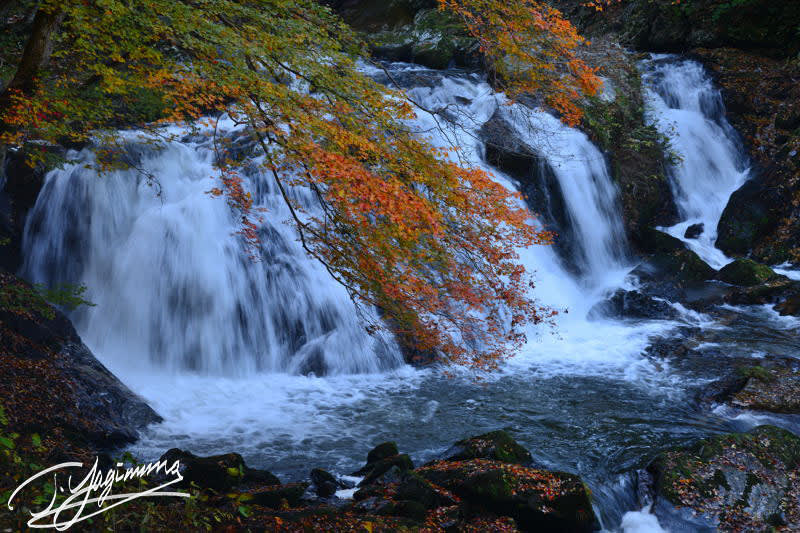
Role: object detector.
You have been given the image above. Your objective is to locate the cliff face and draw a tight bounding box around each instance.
[701,49,800,264]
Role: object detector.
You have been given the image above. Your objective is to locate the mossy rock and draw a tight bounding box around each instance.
[367,441,399,464]
[718,258,777,286]
[440,430,533,465]
[650,247,717,283]
[731,364,800,414]
[639,227,686,254]
[649,425,800,531]
[367,8,477,69]
[417,459,596,532]
[357,454,414,485]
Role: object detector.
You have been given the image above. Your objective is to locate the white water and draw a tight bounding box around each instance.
[21,124,402,376]
[20,64,689,531]
[642,55,751,269]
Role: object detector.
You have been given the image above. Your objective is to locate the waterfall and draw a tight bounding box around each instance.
[21,125,402,376]
[641,55,751,269]
[23,65,635,379]
[20,62,673,532]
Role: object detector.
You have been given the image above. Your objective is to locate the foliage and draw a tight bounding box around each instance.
[0,0,607,369]
[442,0,601,126]
[0,277,93,321]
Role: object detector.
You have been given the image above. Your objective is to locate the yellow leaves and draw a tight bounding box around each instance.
[442,0,601,125]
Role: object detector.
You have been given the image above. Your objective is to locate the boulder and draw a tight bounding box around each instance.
[159,448,280,491]
[310,468,339,498]
[417,459,597,532]
[724,276,800,310]
[439,430,533,465]
[718,258,778,286]
[776,293,800,316]
[648,425,800,531]
[650,247,717,283]
[355,441,414,486]
[589,289,680,321]
[359,454,414,486]
[684,223,704,239]
[367,441,399,464]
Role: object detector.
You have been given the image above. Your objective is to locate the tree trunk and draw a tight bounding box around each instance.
[2,5,65,95]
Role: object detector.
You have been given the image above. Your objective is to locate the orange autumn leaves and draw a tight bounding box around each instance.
[442,0,603,126]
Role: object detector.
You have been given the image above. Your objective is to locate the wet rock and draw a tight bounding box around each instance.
[718,258,779,286]
[684,223,704,239]
[724,277,800,310]
[417,459,597,532]
[355,443,414,486]
[590,289,680,321]
[648,425,800,532]
[159,448,280,491]
[577,42,678,248]
[729,363,800,414]
[310,468,339,498]
[649,247,717,284]
[439,430,532,466]
[250,482,310,508]
[395,471,458,509]
[360,455,414,486]
[367,441,399,464]
[776,295,800,316]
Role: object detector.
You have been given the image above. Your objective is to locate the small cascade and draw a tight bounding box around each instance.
[641,55,751,269]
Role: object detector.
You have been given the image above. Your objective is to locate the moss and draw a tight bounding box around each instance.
[718,258,777,286]
[737,365,775,383]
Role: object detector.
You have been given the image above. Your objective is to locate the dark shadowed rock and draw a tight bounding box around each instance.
[310,468,340,498]
[251,483,310,508]
[650,248,717,283]
[684,223,704,239]
[648,425,800,532]
[417,459,597,532]
[590,289,680,321]
[159,448,280,491]
[480,108,583,274]
[358,454,414,486]
[367,441,399,464]
[0,272,161,450]
[439,430,533,465]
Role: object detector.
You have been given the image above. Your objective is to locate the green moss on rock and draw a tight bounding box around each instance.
[718,258,777,286]
[650,425,800,531]
[441,430,533,465]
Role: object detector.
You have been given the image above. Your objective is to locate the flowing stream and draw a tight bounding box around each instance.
[19,59,800,531]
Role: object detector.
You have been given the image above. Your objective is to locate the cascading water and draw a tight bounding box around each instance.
[21,62,721,532]
[641,55,751,269]
[22,125,402,376]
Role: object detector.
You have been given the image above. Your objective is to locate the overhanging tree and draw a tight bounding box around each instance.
[1,0,600,370]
